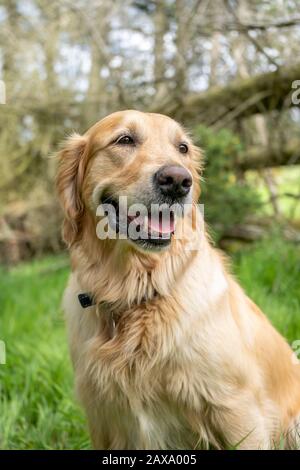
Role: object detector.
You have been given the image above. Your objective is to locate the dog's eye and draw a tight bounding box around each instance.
[179,143,189,154]
[115,135,135,145]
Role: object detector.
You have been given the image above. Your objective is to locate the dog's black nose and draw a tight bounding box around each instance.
[155,165,192,199]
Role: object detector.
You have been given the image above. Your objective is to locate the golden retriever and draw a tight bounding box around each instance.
[56,110,300,449]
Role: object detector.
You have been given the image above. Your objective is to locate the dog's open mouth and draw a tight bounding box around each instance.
[100,195,175,249]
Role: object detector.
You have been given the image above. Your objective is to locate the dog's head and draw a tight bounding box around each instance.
[56,110,201,253]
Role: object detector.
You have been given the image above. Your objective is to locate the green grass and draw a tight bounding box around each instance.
[232,237,300,342]
[0,238,300,449]
[0,255,90,449]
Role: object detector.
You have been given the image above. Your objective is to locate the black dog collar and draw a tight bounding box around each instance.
[77,293,116,338]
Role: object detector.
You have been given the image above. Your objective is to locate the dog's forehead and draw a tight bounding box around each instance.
[87,110,186,142]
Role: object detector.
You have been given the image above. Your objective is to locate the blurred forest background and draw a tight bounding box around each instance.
[1,0,300,450]
[0,0,300,263]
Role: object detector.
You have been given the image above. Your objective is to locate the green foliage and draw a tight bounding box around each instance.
[193,126,262,240]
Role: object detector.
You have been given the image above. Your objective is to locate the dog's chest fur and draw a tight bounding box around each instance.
[63,250,254,449]
[71,304,215,449]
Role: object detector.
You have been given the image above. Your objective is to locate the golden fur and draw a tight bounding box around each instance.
[56,110,300,449]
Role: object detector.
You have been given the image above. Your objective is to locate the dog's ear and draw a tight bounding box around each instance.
[56,133,89,247]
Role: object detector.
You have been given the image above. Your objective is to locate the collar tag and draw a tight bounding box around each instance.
[78,293,95,308]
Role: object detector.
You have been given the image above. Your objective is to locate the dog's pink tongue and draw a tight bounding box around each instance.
[148,215,175,234]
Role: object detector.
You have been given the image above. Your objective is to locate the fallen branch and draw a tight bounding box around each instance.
[151,62,300,125]
[237,139,300,171]
[218,223,300,246]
